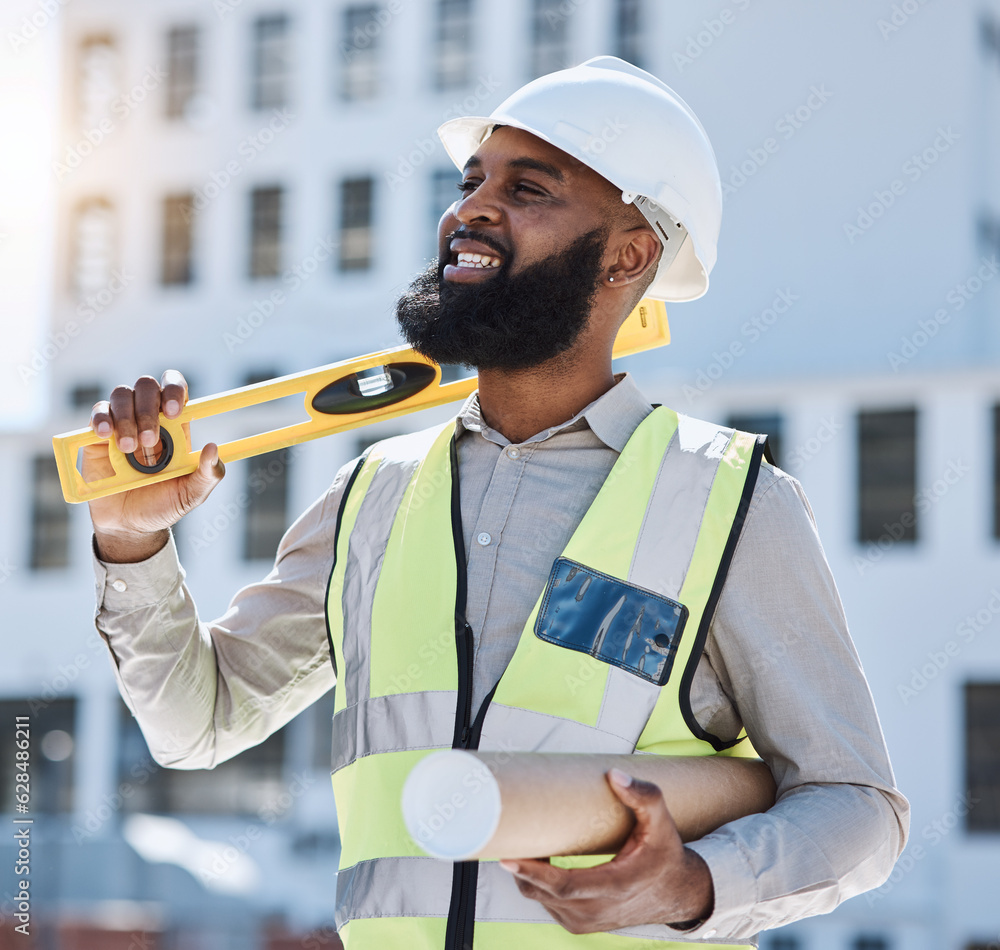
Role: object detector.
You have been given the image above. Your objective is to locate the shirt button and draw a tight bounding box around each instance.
[476,532,492,546]
[111,579,127,593]
[505,446,521,460]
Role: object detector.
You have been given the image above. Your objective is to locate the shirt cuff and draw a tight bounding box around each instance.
[93,530,185,611]
[679,835,758,941]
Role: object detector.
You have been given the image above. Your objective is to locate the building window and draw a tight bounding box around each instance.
[857,408,917,544]
[161,193,195,286]
[727,412,782,469]
[69,382,103,409]
[77,35,118,130]
[249,186,283,278]
[71,198,116,298]
[765,937,801,950]
[165,25,200,119]
[30,455,69,570]
[977,212,1000,261]
[251,13,291,110]
[614,0,643,67]
[244,449,291,561]
[992,403,1000,540]
[434,0,473,90]
[981,13,1000,59]
[339,177,374,271]
[1,699,76,813]
[340,5,381,101]
[966,682,1000,832]
[529,0,570,78]
[852,938,890,950]
[117,702,287,815]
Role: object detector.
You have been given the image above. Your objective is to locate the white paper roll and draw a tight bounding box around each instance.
[401,750,503,861]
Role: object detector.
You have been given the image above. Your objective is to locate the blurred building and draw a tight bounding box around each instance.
[0,0,999,948]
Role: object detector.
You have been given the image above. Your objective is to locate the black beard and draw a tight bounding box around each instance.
[395,228,609,371]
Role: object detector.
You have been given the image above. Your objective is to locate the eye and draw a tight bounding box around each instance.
[456,179,478,194]
[514,182,545,197]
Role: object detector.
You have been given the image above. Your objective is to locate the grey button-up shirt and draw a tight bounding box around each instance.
[93,373,908,942]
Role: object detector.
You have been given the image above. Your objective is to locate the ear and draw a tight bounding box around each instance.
[606,227,662,288]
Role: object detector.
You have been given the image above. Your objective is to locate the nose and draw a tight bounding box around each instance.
[454,181,503,227]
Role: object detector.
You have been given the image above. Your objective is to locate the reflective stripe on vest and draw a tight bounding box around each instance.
[326,407,764,948]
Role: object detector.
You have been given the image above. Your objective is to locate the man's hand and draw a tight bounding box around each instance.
[499,768,714,934]
[85,370,225,563]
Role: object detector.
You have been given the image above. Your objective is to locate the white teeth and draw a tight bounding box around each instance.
[456,251,501,268]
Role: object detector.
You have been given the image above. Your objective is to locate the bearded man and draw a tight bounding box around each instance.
[85,57,908,949]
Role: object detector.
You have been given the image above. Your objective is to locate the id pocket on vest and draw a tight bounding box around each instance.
[534,557,688,687]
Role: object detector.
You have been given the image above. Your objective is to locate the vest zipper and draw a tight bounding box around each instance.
[444,436,498,950]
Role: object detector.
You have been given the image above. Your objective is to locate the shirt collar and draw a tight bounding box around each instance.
[455,372,653,453]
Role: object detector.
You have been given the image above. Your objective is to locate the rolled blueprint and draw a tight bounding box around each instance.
[402,750,776,861]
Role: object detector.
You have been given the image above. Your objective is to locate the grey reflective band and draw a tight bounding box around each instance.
[594,414,738,745]
[330,691,457,774]
[628,418,720,600]
[340,452,422,707]
[324,451,370,678]
[335,856,454,929]
[337,858,751,945]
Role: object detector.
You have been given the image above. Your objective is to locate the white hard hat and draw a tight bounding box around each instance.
[438,56,722,302]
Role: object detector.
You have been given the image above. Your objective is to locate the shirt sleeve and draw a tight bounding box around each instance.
[677,465,910,941]
[92,459,359,769]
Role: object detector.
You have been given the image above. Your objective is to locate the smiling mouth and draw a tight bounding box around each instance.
[454,251,502,269]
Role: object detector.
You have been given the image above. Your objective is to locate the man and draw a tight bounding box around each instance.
[86,58,908,947]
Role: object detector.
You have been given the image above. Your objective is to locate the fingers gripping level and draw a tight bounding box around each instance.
[52,299,669,504]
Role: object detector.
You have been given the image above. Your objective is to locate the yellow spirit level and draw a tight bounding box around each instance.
[53,299,669,504]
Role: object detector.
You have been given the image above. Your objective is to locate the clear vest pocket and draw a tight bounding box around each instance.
[534,557,689,687]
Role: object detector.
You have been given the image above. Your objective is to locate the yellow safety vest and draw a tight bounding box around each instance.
[325,406,765,949]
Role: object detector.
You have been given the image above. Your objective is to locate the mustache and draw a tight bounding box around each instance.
[443,227,513,264]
